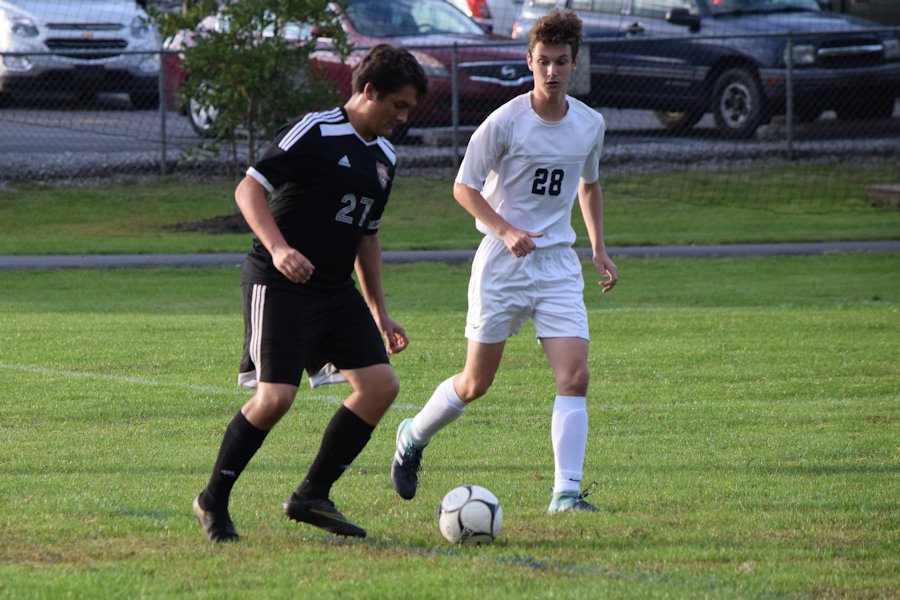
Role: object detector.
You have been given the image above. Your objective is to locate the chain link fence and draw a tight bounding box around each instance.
[1,33,898,181]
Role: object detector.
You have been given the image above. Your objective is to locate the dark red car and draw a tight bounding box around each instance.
[165,0,533,137]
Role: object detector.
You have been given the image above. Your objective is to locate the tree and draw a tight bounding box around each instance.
[150,0,350,166]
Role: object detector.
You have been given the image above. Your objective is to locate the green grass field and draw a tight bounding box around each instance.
[1,161,898,254]
[1,253,897,598]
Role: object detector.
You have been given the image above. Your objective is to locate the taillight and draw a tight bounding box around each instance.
[469,0,491,19]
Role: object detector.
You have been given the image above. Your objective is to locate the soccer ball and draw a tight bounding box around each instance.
[437,484,503,545]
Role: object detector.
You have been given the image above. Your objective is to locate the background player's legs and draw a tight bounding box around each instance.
[541,337,594,506]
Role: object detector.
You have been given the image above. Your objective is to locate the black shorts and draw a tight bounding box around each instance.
[238,283,389,387]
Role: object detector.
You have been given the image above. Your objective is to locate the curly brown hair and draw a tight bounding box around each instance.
[527,8,583,62]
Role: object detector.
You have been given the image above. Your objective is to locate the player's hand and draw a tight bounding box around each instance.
[272,246,314,284]
[594,251,618,293]
[502,228,543,258]
[380,317,409,355]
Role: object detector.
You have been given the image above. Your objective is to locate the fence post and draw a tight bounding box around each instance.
[784,31,794,161]
[451,43,460,169]
[158,49,168,176]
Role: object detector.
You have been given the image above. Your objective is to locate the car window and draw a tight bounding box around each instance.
[631,0,695,19]
[344,0,485,37]
[567,0,625,12]
[705,0,821,16]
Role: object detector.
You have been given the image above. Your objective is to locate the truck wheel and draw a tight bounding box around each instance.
[652,108,704,133]
[711,68,765,139]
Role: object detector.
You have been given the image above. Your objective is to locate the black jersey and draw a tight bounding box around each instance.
[240,107,397,291]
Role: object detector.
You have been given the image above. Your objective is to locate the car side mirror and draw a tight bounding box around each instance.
[667,8,701,32]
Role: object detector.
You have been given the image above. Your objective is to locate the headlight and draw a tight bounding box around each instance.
[131,15,151,38]
[884,37,900,60]
[11,16,39,37]
[410,51,449,78]
[785,43,816,66]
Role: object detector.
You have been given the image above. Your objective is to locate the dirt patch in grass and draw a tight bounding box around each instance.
[168,213,250,234]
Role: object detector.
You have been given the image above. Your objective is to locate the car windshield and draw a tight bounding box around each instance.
[343,0,486,38]
[705,0,821,16]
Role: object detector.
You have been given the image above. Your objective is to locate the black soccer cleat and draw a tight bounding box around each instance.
[193,494,240,542]
[391,417,424,500]
[283,493,367,538]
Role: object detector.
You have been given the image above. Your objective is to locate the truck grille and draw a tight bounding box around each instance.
[817,37,884,68]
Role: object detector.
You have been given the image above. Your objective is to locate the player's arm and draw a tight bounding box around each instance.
[453,182,542,258]
[355,233,408,355]
[578,179,617,293]
[234,175,314,284]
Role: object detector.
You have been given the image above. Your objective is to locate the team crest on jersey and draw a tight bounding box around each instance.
[376,162,391,190]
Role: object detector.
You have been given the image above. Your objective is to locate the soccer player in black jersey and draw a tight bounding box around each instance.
[192,44,428,542]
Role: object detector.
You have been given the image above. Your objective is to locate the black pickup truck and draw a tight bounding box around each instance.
[514,0,900,138]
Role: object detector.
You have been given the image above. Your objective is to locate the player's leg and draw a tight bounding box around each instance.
[194,284,304,542]
[284,289,393,537]
[283,364,397,538]
[393,237,524,499]
[392,340,505,500]
[533,248,598,513]
[194,381,298,542]
[541,337,598,512]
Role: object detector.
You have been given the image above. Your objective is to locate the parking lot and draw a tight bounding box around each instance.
[1,91,898,180]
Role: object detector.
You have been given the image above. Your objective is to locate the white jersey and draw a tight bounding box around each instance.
[456,92,605,248]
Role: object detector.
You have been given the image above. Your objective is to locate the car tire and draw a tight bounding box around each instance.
[711,68,766,139]
[188,95,218,137]
[835,95,896,121]
[652,109,704,133]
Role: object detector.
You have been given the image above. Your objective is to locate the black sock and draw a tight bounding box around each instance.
[201,410,269,511]
[295,405,375,500]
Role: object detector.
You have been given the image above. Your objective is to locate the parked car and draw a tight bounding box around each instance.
[826,0,900,26]
[447,0,525,36]
[165,0,534,138]
[0,0,161,108]
[513,0,900,138]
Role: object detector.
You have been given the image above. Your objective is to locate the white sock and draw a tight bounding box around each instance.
[551,395,588,495]
[411,376,466,446]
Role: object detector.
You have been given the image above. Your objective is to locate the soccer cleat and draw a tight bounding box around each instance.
[547,483,600,514]
[391,418,424,500]
[283,493,366,538]
[193,494,240,542]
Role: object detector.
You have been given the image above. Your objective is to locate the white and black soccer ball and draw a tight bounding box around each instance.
[437,484,503,545]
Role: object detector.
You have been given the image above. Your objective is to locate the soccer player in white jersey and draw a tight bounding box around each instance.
[391,9,618,513]
[192,45,427,543]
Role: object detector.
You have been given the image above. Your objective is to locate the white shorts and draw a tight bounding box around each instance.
[465,236,589,344]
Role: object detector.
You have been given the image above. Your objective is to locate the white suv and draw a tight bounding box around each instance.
[0,0,161,108]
